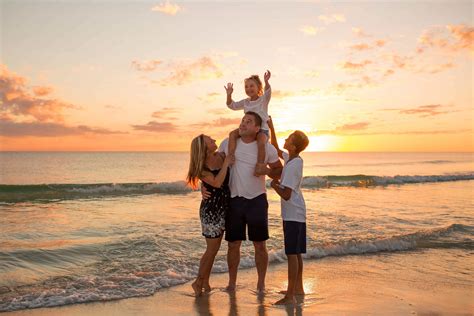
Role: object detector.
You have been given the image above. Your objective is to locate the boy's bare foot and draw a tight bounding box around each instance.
[274,295,296,305]
[192,280,203,297]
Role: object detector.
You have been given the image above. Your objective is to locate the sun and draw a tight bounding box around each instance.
[306,135,338,152]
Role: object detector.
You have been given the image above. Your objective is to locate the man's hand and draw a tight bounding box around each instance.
[201,183,211,200]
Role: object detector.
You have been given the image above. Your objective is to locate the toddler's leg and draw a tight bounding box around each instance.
[228,129,240,161]
[254,132,268,176]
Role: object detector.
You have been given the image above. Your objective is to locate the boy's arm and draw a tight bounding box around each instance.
[270,179,292,201]
[267,116,283,159]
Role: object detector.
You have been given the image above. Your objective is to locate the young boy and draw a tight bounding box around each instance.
[267,116,309,305]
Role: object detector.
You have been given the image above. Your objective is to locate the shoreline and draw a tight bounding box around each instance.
[4,249,472,315]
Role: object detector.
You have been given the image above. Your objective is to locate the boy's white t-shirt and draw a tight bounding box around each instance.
[227,87,271,131]
[219,138,279,199]
[280,151,306,223]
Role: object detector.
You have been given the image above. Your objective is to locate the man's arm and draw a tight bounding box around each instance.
[264,160,283,180]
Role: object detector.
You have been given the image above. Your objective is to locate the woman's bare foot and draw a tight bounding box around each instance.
[274,295,296,305]
[192,278,203,297]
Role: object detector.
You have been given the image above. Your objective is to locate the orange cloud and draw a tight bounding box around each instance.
[151,107,181,119]
[396,104,453,117]
[131,59,163,72]
[0,64,75,122]
[199,92,221,103]
[417,24,474,54]
[191,117,241,129]
[143,56,223,86]
[151,1,181,16]
[272,90,296,99]
[131,121,178,132]
[0,118,124,137]
[340,60,372,71]
[33,86,54,96]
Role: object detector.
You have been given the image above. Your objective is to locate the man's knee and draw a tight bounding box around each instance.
[253,241,267,253]
[228,240,241,251]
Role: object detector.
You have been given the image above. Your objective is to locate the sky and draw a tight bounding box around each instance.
[0,0,473,152]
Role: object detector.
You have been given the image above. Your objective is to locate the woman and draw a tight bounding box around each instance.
[186,134,232,296]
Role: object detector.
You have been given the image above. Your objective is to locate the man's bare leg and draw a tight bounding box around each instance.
[226,240,241,291]
[253,241,268,292]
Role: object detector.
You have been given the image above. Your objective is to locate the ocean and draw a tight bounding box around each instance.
[0,152,473,312]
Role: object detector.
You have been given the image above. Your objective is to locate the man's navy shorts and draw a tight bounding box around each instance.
[225,193,269,242]
[283,221,306,255]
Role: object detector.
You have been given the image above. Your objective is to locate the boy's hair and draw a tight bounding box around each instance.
[244,75,264,96]
[292,130,309,154]
[245,111,262,127]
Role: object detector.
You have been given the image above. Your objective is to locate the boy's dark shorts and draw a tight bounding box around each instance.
[283,221,307,255]
[225,193,269,242]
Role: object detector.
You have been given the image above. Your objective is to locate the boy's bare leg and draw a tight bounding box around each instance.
[275,254,298,305]
[228,129,239,161]
[254,132,268,176]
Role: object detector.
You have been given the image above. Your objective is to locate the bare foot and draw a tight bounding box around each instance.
[192,279,203,297]
[203,284,211,293]
[225,285,236,292]
[279,290,305,295]
[274,295,296,305]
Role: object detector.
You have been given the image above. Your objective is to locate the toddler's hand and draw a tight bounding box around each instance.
[224,83,234,95]
[264,70,271,82]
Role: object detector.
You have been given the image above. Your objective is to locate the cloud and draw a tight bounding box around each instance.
[0,117,124,137]
[131,59,163,72]
[0,64,75,122]
[199,92,221,103]
[272,90,296,99]
[146,56,224,86]
[299,25,324,36]
[304,70,320,78]
[348,39,387,51]
[191,117,241,129]
[151,1,181,16]
[151,107,181,120]
[384,104,455,117]
[417,24,474,54]
[33,86,54,96]
[339,60,372,71]
[336,122,370,131]
[318,14,346,25]
[131,121,178,132]
[352,27,371,38]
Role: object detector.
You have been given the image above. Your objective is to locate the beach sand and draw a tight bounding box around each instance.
[4,249,472,316]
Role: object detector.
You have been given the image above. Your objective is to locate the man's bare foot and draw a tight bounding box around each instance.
[279,290,305,295]
[274,295,296,305]
[225,284,236,292]
[192,279,202,297]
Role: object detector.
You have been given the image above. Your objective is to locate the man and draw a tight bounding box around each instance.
[217,111,283,292]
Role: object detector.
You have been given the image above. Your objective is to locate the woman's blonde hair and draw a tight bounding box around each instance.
[186,134,207,189]
[245,75,264,96]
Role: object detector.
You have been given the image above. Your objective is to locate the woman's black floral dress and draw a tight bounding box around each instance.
[199,168,230,238]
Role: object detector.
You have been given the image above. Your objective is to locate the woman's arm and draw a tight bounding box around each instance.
[200,155,231,188]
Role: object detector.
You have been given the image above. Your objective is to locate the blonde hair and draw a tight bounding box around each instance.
[245,75,264,96]
[186,134,207,189]
[292,130,310,154]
